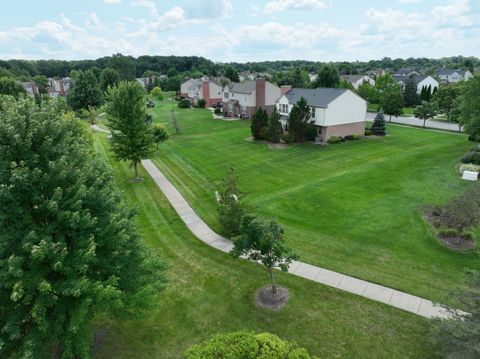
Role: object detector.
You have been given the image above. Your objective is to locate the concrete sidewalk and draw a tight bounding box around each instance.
[141,159,454,319]
[366,112,463,132]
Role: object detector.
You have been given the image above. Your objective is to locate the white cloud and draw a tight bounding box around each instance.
[103,0,121,4]
[263,0,328,14]
[431,0,473,26]
[130,0,158,17]
[398,0,421,3]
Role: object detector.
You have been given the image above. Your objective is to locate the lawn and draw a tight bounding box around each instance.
[91,131,434,359]
[367,102,415,116]
[147,98,479,304]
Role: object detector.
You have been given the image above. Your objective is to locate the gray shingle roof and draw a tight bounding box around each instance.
[394,75,431,85]
[342,75,365,83]
[229,80,257,94]
[436,69,465,76]
[284,88,348,108]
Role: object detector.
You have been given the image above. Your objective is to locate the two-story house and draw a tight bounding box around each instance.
[436,69,473,83]
[341,75,375,89]
[180,77,224,107]
[394,75,439,94]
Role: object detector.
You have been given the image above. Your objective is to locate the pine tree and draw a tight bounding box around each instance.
[268,108,283,143]
[250,107,268,140]
[403,77,419,107]
[171,110,181,134]
[288,97,314,142]
[106,81,154,181]
[426,85,432,102]
[370,110,387,136]
[0,96,165,358]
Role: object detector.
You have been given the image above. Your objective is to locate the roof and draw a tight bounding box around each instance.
[394,75,435,85]
[342,75,366,83]
[283,88,348,108]
[436,69,466,76]
[395,68,418,76]
[229,80,257,94]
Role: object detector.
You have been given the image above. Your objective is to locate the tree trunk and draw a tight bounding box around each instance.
[268,267,277,297]
[389,114,392,122]
[423,119,427,128]
[133,160,139,180]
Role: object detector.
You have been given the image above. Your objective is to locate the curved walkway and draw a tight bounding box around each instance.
[141,159,453,319]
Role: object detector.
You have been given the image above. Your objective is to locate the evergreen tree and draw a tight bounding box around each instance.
[106,81,154,181]
[250,107,268,140]
[370,110,387,136]
[267,108,283,143]
[287,97,314,142]
[67,70,103,111]
[426,85,433,102]
[0,96,164,358]
[403,77,419,107]
[382,88,404,122]
[218,168,244,238]
[99,68,120,93]
[460,74,480,141]
[171,110,181,134]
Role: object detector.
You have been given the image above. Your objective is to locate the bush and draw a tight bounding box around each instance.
[214,107,221,115]
[461,151,480,165]
[364,129,373,136]
[345,134,360,141]
[327,136,342,144]
[468,134,480,142]
[281,132,292,144]
[178,99,190,108]
[184,331,319,359]
[461,230,475,240]
[150,86,163,100]
[459,164,480,175]
[470,145,480,153]
[197,99,206,108]
[438,228,458,237]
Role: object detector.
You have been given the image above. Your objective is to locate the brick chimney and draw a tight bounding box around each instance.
[281,85,292,95]
[203,80,210,107]
[255,79,266,108]
[59,79,65,96]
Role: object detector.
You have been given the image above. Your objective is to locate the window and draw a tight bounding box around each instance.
[311,107,315,118]
[224,92,229,99]
[280,103,289,114]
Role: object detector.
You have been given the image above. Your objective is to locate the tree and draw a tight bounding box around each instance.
[151,123,169,149]
[100,67,120,92]
[403,77,420,107]
[431,270,480,358]
[375,73,400,103]
[0,77,27,98]
[171,110,181,134]
[315,64,340,88]
[268,108,282,143]
[223,66,239,82]
[287,97,314,142]
[217,168,245,238]
[150,86,164,100]
[0,96,165,358]
[33,75,49,94]
[414,100,438,127]
[166,67,179,78]
[106,81,154,181]
[197,99,206,108]
[357,82,380,103]
[250,107,268,140]
[459,74,480,141]
[434,85,460,122]
[146,77,154,93]
[370,110,387,136]
[0,66,14,78]
[382,88,404,121]
[107,53,136,81]
[69,69,80,80]
[288,67,309,88]
[231,214,297,296]
[67,70,103,111]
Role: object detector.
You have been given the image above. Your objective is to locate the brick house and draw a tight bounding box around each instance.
[180,77,223,107]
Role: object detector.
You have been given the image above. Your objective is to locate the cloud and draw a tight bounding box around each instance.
[263,0,328,13]
[104,0,121,3]
[398,0,421,3]
[130,0,158,17]
[184,0,233,19]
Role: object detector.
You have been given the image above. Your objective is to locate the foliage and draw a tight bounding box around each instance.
[0,66,14,78]
[314,64,340,88]
[414,101,438,127]
[171,110,181,134]
[344,134,360,141]
[218,168,244,238]
[178,99,190,108]
[403,77,420,107]
[275,67,310,88]
[0,77,27,98]
[327,136,342,144]
[67,70,104,111]
[382,88,404,121]
[357,82,380,103]
[150,86,164,100]
[151,123,169,149]
[338,79,355,90]
[107,53,136,81]
[431,271,480,358]
[370,110,387,136]
[419,85,433,102]
[460,74,480,141]
[197,99,206,108]
[250,107,269,140]
[224,66,240,82]
[461,151,480,165]
[105,81,153,180]
[185,331,319,359]
[459,163,480,175]
[231,214,297,295]
[0,96,164,359]
[287,97,314,142]
[434,85,460,122]
[33,75,49,94]
[268,108,283,143]
[99,67,120,92]
[214,107,221,115]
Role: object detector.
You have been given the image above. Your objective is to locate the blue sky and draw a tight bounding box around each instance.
[0,0,479,62]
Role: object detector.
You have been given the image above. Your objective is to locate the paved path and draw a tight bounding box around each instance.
[141,159,453,319]
[366,112,463,132]
[91,124,110,134]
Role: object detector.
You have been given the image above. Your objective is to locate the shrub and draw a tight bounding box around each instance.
[197,99,206,108]
[461,230,475,240]
[468,134,480,142]
[345,134,360,141]
[327,136,342,144]
[459,164,480,175]
[370,110,386,136]
[461,151,480,165]
[178,99,190,108]
[214,107,221,115]
[470,145,480,153]
[281,132,292,144]
[150,86,163,100]
[151,124,169,149]
[364,129,373,136]
[438,228,458,237]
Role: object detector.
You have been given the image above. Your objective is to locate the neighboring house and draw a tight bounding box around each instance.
[180,77,224,107]
[436,69,473,83]
[394,75,439,94]
[341,75,375,89]
[20,78,72,97]
[394,68,420,77]
[367,69,386,79]
[136,77,150,88]
[309,73,318,83]
[276,87,367,142]
[222,79,281,118]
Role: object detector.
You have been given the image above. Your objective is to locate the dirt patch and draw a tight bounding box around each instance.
[92,329,108,355]
[245,137,289,150]
[255,285,289,311]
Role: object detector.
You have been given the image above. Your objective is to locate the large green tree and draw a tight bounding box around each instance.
[414,100,438,127]
[382,88,404,122]
[223,66,240,82]
[107,53,136,81]
[0,96,164,358]
[403,77,419,107]
[99,67,120,93]
[0,77,27,99]
[67,70,103,111]
[267,108,283,143]
[315,64,340,88]
[105,81,153,181]
[459,74,480,141]
[287,97,314,142]
[434,85,460,122]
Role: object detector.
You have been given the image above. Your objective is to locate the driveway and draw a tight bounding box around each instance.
[366,112,463,132]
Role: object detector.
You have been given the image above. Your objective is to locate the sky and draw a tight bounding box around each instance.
[0,0,479,63]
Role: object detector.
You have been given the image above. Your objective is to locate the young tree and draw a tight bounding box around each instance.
[434,85,460,122]
[382,87,404,122]
[250,107,268,140]
[288,97,314,142]
[151,86,164,100]
[357,82,380,103]
[171,110,181,134]
[218,168,244,238]
[414,100,438,127]
[100,67,120,92]
[268,108,283,143]
[431,270,480,359]
[106,81,154,181]
[459,74,480,141]
[67,70,103,111]
[151,123,169,149]
[0,97,165,358]
[315,64,340,88]
[288,67,310,88]
[231,214,297,296]
[107,53,136,81]
[370,110,387,136]
[403,77,419,107]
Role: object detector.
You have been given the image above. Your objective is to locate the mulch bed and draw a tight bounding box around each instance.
[245,137,289,150]
[255,285,289,311]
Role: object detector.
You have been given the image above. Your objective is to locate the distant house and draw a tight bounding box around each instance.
[436,69,473,83]
[180,77,224,107]
[394,68,420,77]
[20,78,72,97]
[222,79,281,118]
[136,77,150,89]
[276,88,367,142]
[341,75,375,89]
[394,75,439,94]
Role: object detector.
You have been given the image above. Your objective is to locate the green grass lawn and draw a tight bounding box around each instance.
[147,98,478,304]
[91,131,434,359]
[367,103,415,116]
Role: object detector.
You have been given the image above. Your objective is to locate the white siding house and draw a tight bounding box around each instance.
[341,75,375,89]
[436,69,473,83]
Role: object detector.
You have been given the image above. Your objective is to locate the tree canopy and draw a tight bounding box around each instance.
[99,67,120,92]
[0,77,27,99]
[315,64,340,88]
[67,70,104,111]
[287,97,315,142]
[459,74,480,141]
[382,88,404,121]
[107,53,136,81]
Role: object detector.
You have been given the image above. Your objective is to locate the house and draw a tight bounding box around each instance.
[394,68,420,77]
[222,79,281,118]
[436,69,473,83]
[20,78,72,97]
[341,75,375,89]
[180,77,224,107]
[394,75,439,94]
[276,88,367,142]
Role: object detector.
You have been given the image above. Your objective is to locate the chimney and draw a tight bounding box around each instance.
[281,85,292,95]
[255,79,266,108]
[203,80,210,107]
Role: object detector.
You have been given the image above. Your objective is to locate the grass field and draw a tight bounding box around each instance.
[91,131,434,359]
[367,102,415,116]
[146,98,478,304]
